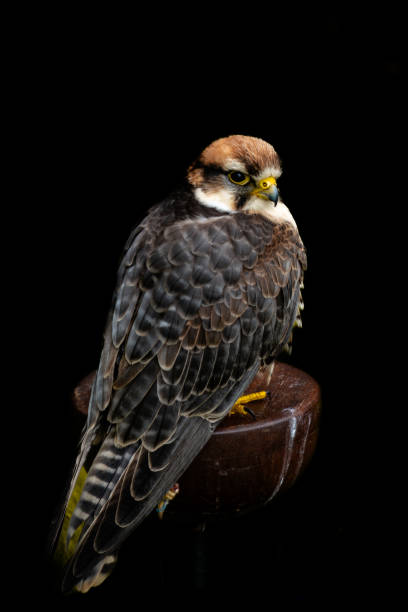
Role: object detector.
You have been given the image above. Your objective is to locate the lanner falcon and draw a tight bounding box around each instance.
[50,135,307,593]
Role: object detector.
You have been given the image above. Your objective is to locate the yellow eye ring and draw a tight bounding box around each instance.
[228,171,250,186]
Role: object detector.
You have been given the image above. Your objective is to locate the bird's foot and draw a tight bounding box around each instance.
[229,391,270,419]
[156,483,180,520]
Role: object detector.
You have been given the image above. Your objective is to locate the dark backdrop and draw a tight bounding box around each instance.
[21,11,403,608]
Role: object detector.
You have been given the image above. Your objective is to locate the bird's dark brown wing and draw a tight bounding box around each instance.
[61,209,306,592]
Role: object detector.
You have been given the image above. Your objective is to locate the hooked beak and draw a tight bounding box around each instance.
[251,176,279,206]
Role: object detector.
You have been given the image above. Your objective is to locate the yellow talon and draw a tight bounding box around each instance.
[229,403,248,416]
[229,391,269,416]
[157,483,180,520]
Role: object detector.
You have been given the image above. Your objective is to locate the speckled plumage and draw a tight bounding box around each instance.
[50,136,307,593]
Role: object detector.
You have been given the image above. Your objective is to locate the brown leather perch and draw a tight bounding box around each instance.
[71,362,321,522]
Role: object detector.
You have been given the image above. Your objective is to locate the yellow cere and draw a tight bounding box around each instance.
[259,177,277,190]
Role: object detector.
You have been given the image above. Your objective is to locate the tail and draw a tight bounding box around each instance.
[70,553,118,594]
[52,466,88,570]
[50,464,119,593]
[47,424,98,566]
[50,431,137,593]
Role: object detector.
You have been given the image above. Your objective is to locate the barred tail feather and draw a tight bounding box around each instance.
[72,553,118,593]
[66,434,138,544]
[53,466,88,568]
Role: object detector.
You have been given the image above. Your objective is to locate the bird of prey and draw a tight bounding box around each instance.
[50,135,307,593]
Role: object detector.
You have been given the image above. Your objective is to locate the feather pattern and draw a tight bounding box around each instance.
[53,177,306,593]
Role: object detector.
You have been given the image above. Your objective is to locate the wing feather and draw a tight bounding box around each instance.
[142,402,180,451]
[113,384,161,447]
[107,359,159,423]
[58,209,306,593]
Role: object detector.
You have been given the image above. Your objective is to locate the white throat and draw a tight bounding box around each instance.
[194,187,297,229]
[243,197,298,228]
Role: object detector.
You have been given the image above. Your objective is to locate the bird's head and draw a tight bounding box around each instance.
[187,135,295,226]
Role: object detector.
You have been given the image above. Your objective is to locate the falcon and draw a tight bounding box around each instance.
[50,135,307,593]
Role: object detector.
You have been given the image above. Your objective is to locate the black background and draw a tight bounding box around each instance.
[16,9,403,609]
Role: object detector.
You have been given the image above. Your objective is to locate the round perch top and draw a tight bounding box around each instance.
[168,361,321,521]
[71,362,321,523]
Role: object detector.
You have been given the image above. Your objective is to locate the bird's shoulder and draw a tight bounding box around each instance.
[94,196,305,414]
[122,191,305,273]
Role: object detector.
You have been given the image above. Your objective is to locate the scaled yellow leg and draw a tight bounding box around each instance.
[229,391,269,416]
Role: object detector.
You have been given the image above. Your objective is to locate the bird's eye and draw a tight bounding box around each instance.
[228,171,250,186]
